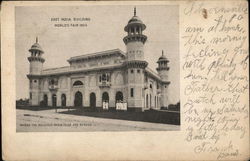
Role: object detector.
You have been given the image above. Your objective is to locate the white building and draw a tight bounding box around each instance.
[27,8,170,112]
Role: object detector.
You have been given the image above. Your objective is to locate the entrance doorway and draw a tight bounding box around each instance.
[115,91,123,103]
[102,92,109,103]
[150,94,152,108]
[52,94,57,107]
[146,94,149,108]
[90,92,96,108]
[74,91,83,107]
[43,94,48,106]
[61,94,66,106]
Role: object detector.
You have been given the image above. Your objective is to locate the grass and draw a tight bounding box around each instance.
[60,109,180,125]
[17,105,180,125]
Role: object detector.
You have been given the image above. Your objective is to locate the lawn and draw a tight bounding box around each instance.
[60,109,180,125]
[17,105,180,125]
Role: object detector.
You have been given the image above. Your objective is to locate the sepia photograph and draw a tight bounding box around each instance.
[2,1,249,160]
[15,5,180,132]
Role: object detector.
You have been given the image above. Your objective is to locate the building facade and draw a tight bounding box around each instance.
[27,8,170,112]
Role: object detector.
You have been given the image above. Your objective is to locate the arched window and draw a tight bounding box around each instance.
[73,80,83,86]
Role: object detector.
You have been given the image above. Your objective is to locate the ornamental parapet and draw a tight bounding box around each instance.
[123,60,148,69]
[28,56,45,63]
[123,34,147,44]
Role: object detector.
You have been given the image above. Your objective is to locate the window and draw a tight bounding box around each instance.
[137,69,140,73]
[150,84,152,89]
[34,80,37,83]
[30,92,32,99]
[102,74,107,81]
[73,80,83,86]
[157,83,159,89]
[131,69,134,73]
[51,79,55,85]
[100,73,110,82]
[130,88,134,97]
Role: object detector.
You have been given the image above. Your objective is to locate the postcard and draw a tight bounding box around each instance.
[1,1,249,160]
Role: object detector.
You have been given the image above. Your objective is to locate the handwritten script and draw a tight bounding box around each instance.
[182,1,248,160]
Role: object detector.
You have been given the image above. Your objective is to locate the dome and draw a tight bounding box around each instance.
[128,16,143,24]
[29,37,44,53]
[158,55,167,60]
[124,7,146,32]
[157,51,169,63]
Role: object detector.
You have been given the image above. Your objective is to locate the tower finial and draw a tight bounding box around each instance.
[162,50,164,56]
[134,7,136,16]
[36,36,38,43]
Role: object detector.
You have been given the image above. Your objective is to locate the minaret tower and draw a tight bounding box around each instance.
[27,37,45,106]
[123,7,147,61]
[123,7,148,112]
[156,50,169,81]
[156,50,170,108]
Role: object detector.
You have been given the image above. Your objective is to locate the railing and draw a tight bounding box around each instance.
[99,81,111,88]
[48,84,59,90]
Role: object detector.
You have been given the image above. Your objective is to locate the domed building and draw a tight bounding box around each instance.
[27,8,170,112]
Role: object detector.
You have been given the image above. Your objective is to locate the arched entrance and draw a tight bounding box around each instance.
[150,94,152,108]
[146,94,149,108]
[102,92,109,103]
[90,92,96,108]
[155,96,157,108]
[115,91,123,103]
[74,91,83,107]
[52,94,57,107]
[61,94,66,106]
[43,94,48,106]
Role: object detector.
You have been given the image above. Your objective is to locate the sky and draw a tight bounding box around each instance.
[15,5,180,104]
